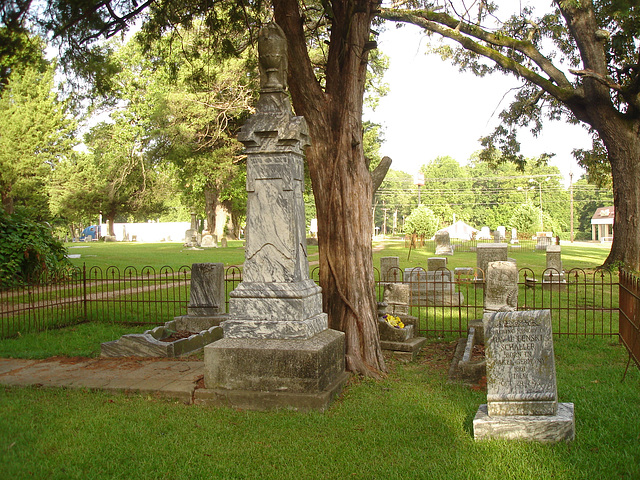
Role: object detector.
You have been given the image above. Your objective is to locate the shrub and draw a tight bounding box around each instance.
[0,207,71,288]
[403,205,439,238]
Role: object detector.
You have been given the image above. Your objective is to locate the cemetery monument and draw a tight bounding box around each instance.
[195,22,347,410]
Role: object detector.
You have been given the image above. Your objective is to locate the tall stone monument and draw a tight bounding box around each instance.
[473,310,575,442]
[196,23,347,411]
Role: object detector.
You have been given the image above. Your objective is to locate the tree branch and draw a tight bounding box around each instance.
[569,68,621,91]
[379,8,578,103]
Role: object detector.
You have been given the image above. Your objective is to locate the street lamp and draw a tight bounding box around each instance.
[517,185,535,202]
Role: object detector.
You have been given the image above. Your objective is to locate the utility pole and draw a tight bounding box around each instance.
[382,207,388,237]
[569,172,574,243]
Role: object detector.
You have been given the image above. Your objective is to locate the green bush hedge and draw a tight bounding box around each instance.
[0,207,70,288]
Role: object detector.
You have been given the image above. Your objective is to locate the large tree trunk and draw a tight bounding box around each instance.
[601,127,640,271]
[2,189,14,215]
[204,185,218,235]
[275,0,387,376]
[560,2,640,271]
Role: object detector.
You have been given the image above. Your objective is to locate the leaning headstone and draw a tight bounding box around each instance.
[484,261,518,313]
[197,23,347,411]
[476,243,508,281]
[435,229,454,255]
[473,310,575,442]
[380,256,400,283]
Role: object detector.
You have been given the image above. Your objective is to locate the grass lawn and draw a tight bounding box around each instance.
[64,240,254,271]
[1,238,636,479]
[372,239,614,277]
[0,337,638,479]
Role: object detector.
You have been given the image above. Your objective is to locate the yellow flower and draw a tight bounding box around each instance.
[383,314,404,328]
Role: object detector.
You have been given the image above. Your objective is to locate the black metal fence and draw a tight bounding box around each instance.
[0,263,619,341]
[0,265,243,339]
[375,266,617,338]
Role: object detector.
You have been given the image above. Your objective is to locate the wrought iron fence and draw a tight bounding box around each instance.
[0,264,243,339]
[403,235,549,253]
[0,262,619,341]
[376,266,618,338]
[619,268,640,373]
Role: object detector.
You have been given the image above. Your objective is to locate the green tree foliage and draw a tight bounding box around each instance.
[0,62,76,216]
[373,169,416,234]
[420,156,472,224]
[403,205,439,238]
[380,1,640,269]
[0,207,71,288]
[0,29,49,92]
[116,24,255,237]
[509,201,541,234]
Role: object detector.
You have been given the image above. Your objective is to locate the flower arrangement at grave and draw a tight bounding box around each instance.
[383,313,405,329]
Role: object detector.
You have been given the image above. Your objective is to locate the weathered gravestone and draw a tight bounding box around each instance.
[435,229,454,255]
[535,232,553,250]
[378,285,425,361]
[404,257,463,306]
[380,256,400,283]
[476,243,508,281]
[473,310,575,442]
[484,261,518,313]
[510,227,519,244]
[200,234,217,248]
[543,245,566,289]
[184,212,199,248]
[173,263,227,330]
[383,283,410,316]
[196,23,347,411]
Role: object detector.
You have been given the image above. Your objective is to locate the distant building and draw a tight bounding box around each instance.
[591,206,614,242]
[440,220,479,241]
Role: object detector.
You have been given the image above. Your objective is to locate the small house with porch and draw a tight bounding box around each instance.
[591,206,614,242]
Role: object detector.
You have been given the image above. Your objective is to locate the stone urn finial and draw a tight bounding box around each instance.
[258,21,288,92]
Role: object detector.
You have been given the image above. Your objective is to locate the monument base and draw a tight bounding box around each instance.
[380,337,427,362]
[198,329,347,411]
[473,403,575,443]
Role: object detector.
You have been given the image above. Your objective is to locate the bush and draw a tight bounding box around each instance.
[0,207,71,288]
[403,205,439,238]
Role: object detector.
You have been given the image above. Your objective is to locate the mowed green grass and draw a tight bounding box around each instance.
[1,238,636,479]
[0,337,638,480]
[64,239,252,271]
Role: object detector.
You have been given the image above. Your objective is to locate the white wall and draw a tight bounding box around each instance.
[101,222,191,243]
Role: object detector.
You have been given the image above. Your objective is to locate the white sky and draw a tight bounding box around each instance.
[366,23,593,185]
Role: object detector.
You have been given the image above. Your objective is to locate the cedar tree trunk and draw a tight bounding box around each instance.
[275,0,387,376]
